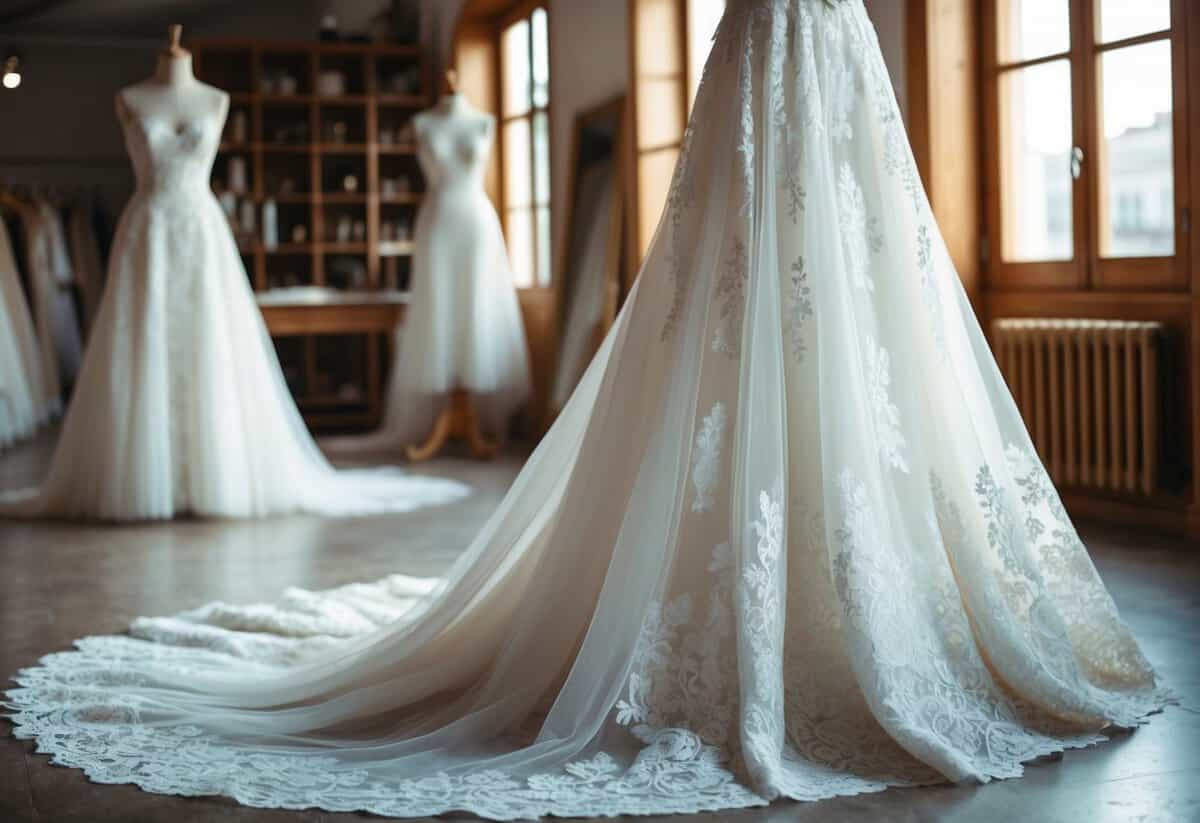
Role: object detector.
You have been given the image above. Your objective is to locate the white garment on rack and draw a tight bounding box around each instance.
[330,94,531,453]
[5,1,1169,818]
[0,220,56,447]
[23,202,83,386]
[0,78,470,521]
[69,203,107,336]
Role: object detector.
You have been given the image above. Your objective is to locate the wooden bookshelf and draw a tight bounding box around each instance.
[192,38,429,432]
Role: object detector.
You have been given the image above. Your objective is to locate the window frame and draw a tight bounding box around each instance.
[496,0,552,288]
[982,0,1191,292]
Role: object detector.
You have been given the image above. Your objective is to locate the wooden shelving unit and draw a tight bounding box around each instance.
[192,38,429,432]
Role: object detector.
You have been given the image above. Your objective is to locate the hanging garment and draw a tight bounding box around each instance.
[0,83,469,520]
[0,219,56,447]
[68,200,107,336]
[23,202,84,386]
[330,94,531,453]
[5,0,1169,818]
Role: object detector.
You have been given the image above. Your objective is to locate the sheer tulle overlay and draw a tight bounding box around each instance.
[0,221,57,448]
[6,0,1169,817]
[0,91,469,520]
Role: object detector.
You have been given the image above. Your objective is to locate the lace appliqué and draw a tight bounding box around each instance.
[837,164,881,291]
[690,403,728,513]
[864,337,908,472]
[786,256,814,362]
[713,239,749,357]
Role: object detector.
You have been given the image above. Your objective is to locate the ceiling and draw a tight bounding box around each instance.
[0,0,265,36]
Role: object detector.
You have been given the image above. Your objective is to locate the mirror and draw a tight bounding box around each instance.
[551,96,628,412]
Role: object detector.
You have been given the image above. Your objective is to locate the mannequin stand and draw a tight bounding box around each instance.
[407,389,497,461]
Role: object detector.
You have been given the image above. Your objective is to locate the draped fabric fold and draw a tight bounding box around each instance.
[7,0,1168,818]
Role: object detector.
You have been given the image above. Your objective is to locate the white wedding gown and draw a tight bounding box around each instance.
[6,0,1169,817]
[0,88,469,520]
[334,97,531,451]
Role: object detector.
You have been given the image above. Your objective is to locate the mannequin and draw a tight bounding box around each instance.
[115,25,227,131]
[335,68,530,463]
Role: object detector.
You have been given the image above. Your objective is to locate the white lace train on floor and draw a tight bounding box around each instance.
[6,0,1169,818]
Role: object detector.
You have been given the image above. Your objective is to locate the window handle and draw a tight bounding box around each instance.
[1070,146,1084,180]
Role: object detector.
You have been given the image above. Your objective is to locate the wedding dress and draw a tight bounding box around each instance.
[23,201,84,386]
[0,220,56,448]
[0,76,469,520]
[7,0,1169,817]
[335,94,531,451]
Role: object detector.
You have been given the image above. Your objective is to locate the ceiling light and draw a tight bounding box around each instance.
[1,56,20,90]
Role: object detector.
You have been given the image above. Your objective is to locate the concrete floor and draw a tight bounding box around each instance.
[1,429,1198,823]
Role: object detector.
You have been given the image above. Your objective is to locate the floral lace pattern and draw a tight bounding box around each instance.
[786,256,814,361]
[690,403,728,512]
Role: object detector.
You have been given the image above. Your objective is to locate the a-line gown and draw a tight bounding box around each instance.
[5,0,1170,817]
[0,79,470,520]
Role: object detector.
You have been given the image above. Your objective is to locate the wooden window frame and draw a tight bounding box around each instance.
[496,0,552,287]
[982,0,1191,293]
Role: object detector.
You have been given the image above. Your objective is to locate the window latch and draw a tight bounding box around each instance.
[1070,146,1084,180]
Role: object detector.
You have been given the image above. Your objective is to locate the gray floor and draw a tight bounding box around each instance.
[1,430,1198,823]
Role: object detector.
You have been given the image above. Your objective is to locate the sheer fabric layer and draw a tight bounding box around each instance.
[7,0,1169,818]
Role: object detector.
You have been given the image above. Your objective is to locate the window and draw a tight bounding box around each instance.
[629,0,724,261]
[984,0,1188,290]
[500,5,550,287]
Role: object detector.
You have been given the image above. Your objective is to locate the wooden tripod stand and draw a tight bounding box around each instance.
[406,388,497,461]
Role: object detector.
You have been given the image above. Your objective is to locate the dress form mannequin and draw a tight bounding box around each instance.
[399,69,530,462]
[115,26,228,136]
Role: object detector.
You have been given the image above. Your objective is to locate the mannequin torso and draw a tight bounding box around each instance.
[412,94,493,192]
[115,54,228,152]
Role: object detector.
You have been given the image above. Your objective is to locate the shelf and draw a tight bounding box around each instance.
[379,241,415,256]
[322,192,368,203]
[260,142,312,154]
[261,93,314,104]
[323,242,368,253]
[264,244,314,254]
[376,94,429,107]
[379,192,422,204]
[377,143,418,155]
[318,94,370,105]
[317,143,369,154]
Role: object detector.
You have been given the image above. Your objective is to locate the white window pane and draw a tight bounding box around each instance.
[502,20,530,117]
[1097,0,1170,44]
[533,111,550,204]
[507,208,535,287]
[531,8,549,108]
[536,205,551,286]
[999,59,1074,262]
[1099,41,1174,257]
[999,0,1070,64]
[504,118,532,207]
[687,0,724,110]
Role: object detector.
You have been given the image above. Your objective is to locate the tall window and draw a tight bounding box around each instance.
[630,0,724,260]
[985,0,1187,290]
[500,5,551,287]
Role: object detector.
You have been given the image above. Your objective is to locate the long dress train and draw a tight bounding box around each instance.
[6,0,1169,817]
[0,85,469,520]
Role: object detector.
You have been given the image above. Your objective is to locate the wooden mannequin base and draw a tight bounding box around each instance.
[407,389,497,462]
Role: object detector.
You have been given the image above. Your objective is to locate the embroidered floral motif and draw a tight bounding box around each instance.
[691,403,728,513]
[864,337,908,472]
[713,239,749,357]
[786,256,814,362]
[837,164,875,291]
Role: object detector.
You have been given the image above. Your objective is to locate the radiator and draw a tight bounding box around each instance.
[992,318,1166,496]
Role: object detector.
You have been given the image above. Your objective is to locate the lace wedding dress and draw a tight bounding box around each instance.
[0,83,469,520]
[6,0,1169,817]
